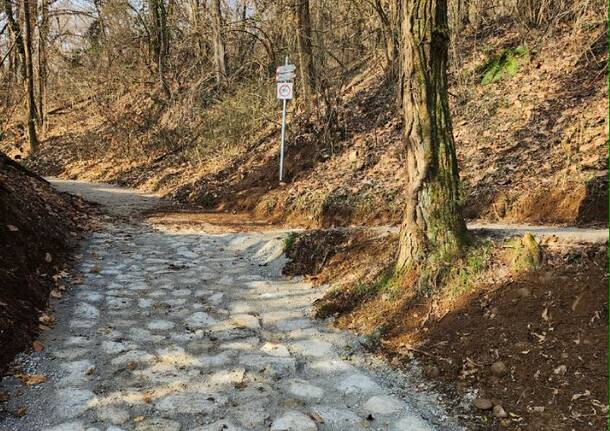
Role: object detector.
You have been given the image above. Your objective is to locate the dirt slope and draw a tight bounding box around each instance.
[284,229,608,431]
[6,19,608,227]
[0,154,93,373]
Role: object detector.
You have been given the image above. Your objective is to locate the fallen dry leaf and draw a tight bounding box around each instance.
[0,391,9,402]
[39,313,55,325]
[15,406,26,417]
[50,289,63,299]
[38,324,51,331]
[32,340,44,352]
[16,374,47,385]
[90,266,102,273]
[7,224,19,232]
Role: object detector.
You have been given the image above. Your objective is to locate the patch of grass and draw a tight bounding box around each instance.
[446,240,494,298]
[479,46,528,84]
[283,231,299,253]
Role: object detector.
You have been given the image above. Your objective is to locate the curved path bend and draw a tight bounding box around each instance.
[0,179,460,431]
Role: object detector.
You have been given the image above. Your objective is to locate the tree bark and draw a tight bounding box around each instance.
[395,0,467,273]
[37,0,49,130]
[4,0,39,153]
[149,0,170,96]
[295,0,316,108]
[211,0,226,85]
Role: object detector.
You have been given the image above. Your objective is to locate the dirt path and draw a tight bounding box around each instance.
[0,180,458,431]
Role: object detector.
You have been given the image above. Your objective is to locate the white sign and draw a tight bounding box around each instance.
[277,64,296,74]
[276,72,295,82]
[277,82,293,100]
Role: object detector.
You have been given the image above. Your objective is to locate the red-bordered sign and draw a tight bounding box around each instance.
[277,82,294,100]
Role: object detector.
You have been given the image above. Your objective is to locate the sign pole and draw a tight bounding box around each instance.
[276,56,294,183]
[279,96,287,182]
[279,56,289,183]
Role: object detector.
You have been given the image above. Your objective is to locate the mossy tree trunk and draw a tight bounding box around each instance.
[395,0,467,275]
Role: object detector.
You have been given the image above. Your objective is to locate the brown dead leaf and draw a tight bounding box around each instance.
[38,324,51,331]
[0,391,9,402]
[15,406,27,417]
[90,266,102,273]
[39,313,55,325]
[7,224,19,232]
[32,340,44,352]
[16,374,47,385]
[50,289,63,299]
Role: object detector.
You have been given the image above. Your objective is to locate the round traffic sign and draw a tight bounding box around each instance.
[277,82,293,100]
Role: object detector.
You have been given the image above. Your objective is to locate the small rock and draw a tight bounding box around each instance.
[364,395,404,415]
[473,398,493,410]
[490,361,508,377]
[493,405,508,418]
[271,411,318,431]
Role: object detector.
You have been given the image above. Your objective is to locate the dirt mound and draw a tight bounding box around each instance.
[0,153,93,373]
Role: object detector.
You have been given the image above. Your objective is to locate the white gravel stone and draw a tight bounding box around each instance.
[147,319,175,331]
[337,373,381,395]
[44,422,86,431]
[186,312,217,328]
[392,415,435,431]
[286,379,324,402]
[55,388,95,418]
[270,411,318,431]
[74,303,100,320]
[261,342,291,357]
[290,339,334,358]
[96,405,130,425]
[110,350,154,366]
[364,395,404,415]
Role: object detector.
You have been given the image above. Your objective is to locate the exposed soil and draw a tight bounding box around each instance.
[285,230,609,431]
[0,154,95,374]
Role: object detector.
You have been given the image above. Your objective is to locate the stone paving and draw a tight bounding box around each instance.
[0,180,461,431]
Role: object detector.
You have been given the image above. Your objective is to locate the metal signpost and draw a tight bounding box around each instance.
[276,57,295,183]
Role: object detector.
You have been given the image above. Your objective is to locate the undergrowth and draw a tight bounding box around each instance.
[478,46,529,84]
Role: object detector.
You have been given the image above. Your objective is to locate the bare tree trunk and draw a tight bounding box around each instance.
[4,0,39,153]
[149,0,170,97]
[211,0,226,85]
[295,0,316,109]
[395,0,467,274]
[37,0,48,130]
